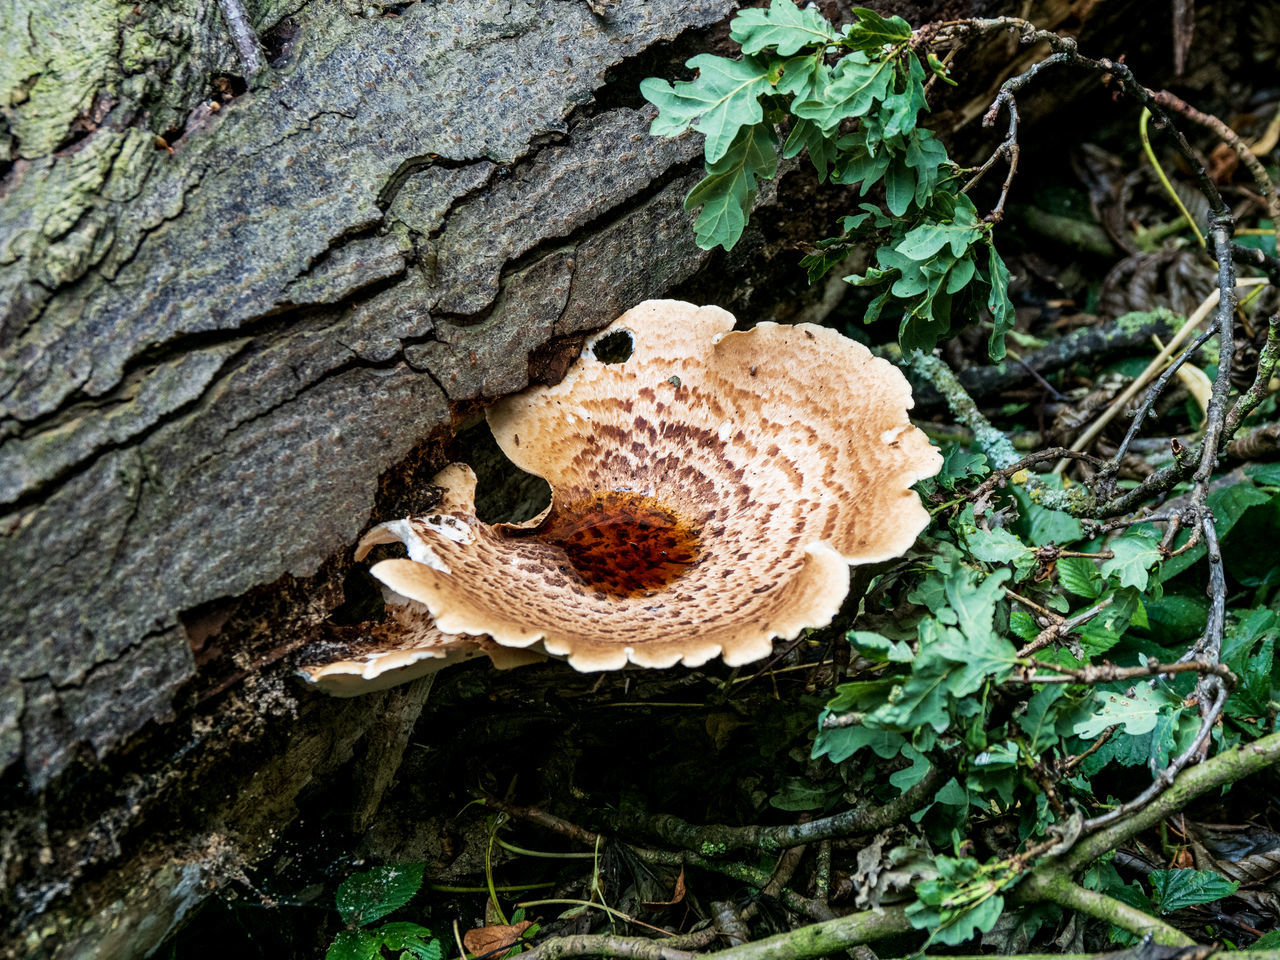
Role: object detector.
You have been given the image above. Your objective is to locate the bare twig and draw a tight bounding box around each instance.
[969,448,1106,504]
[216,0,264,77]
[1020,658,1235,686]
[1014,594,1115,658]
[964,89,1022,223]
[1153,89,1280,248]
[1060,724,1119,774]
[1224,311,1280,437]
[613,763,950,855]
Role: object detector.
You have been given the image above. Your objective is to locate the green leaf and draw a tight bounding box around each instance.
[874,559,1017,733]
[904,127,948,206]
[1019,685,1066,753]
[908,878,1005,947]
[845,7,913,50]
[640,54,771,164]
[896,216,980,262]
[1076,588,1142,657]
[1011,483,1083,547]
[1104,881,1157,945]
[771,776,833,810]
[378,924,444,960]
[731,0,840,56]
[831,133,893,192]
[881,56,928,140]
[937,446,988,488]
[885,158,915,217]
[965,526,1034,579]
[1143,594,1207,644]
[1100,530,1163,591]
[1246,461,1280,488]
[1009,608,1039,642]
[889,744,933,791]
[775,52,830,101]
[941,562,1010,644]
[986,241,1013,361]
[781,117,836,181]
[793,52,895,133]
[326,930,382,960]
[1223,606,1279,666]
[1228,634,1275,718]
[813,724,905,763]
[684,122,778,250]
[1057,557,1101,599]
[336,863,425,926]
[1149,869,1239,913]
[849,630,914,662]
[1073,684,1176,739]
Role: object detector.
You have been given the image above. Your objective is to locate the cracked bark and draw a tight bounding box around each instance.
[0,0,1100,957]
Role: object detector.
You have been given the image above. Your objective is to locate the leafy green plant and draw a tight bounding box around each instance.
[641,0,1014,358]
[326,863,442,960]
[807,450,1280,944]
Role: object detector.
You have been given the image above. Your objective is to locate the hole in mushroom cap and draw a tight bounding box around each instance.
[589,328,634,364]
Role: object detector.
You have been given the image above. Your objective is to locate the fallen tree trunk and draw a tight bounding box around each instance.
[0,0,1107,956]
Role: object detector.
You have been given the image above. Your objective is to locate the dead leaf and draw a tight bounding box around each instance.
[463,920,532,958]
[643,867,686,909]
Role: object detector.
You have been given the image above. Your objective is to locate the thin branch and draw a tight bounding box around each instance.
[516,934,697,960]
[1019,658,1235,685]
[1100,326,1215,480]
[216,0,264,77]
[970,448,1106,503]
[1153,89,1280,248]
[1012,872,1193,947]
[1067,727,1280,869]
[1224,311,1280,437]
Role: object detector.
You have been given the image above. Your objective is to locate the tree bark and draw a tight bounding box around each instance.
[0,0,1101,956]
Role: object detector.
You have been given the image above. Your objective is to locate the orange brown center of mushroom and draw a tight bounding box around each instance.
[530,491,703,598]
[360,300,943,673]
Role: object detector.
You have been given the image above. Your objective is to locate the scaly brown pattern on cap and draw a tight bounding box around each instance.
[364,300,942,673]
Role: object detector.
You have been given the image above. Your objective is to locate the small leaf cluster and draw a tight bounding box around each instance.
[327,864,442,960]
[640,0,1014,358]
[809,451,1280,944]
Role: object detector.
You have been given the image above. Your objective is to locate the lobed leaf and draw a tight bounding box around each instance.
[1100,529,1163,591]
[986,241,1013,360]
[731,0,840,56]
[844,7,913,51]
[793,52,895,133]
[1073,684,1176,739]
[684,122,779,250]
[640,54,771,164]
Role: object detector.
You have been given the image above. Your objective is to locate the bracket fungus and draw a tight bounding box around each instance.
[301,300,941,693]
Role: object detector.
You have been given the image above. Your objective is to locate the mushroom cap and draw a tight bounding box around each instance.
[366,300,941,672]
